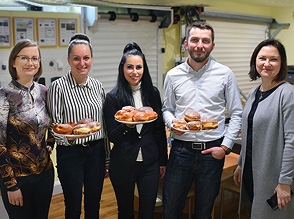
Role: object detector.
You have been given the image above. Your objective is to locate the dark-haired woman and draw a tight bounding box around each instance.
[0,39,54,219]
[47,33,109,219]
[103,42,167,219]
[234,39,294,218]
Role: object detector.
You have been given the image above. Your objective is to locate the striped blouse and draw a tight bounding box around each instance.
[47,72,106,146]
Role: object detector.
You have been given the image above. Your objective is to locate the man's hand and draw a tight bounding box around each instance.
[201,146,226,159]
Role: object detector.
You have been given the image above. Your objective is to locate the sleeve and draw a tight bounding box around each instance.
[0,91,18,188]
[153,88,168,166]
[103,92,138,144]
[222,71,243,149]
[47,81,71,145]
[162,73,177,128]
[279,87,294,184]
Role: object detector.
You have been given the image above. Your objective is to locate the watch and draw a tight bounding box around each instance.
[221,145,232,155]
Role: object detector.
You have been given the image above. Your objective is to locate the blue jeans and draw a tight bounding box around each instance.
[56,139,106,219]
[163,139,224,219]
[0,167,54,219]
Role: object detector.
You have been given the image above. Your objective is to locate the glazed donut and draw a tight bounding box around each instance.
[115,110,137,122]
[87,121,101,133]
[172,119,187,130]
[201,118,218,130]
[184,109,201,122]
[67,122,77,127]
[78,118,93,124]
[133,111,149,121]
[122,106,136,112]
[138,106,153,112]
[72,124,91,135]
[53,123,73,134]
[186,121,202,131]
[146,110,158,120]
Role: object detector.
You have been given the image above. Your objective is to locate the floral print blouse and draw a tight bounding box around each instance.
[0,80,53,188]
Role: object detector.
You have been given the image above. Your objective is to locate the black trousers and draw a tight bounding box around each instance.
[56,139,106,219]
[0,167,54,219]
[109,160,159,219]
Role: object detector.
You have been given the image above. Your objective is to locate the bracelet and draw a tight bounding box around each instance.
[7,185,19,191]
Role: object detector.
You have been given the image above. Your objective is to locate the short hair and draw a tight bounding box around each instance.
[249,38,287,82]
[186,21,215,42]
[8,39,43,81]
[67,33,93,58]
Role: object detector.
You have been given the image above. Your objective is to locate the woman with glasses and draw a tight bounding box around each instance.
[0,39,54,219]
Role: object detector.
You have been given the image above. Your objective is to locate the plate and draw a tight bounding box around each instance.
[53,131,97,138]
[115,118,157,125]
[172,126,202,133]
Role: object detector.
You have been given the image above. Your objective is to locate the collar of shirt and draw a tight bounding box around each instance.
[184,56,211,75]
[66,72,91,89]
[11,79,35,92]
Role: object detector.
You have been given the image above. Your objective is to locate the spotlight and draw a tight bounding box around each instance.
[130,12,139,22]
[108,11,116,21]
[149,12,157,22]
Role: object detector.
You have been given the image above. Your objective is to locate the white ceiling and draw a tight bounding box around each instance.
[82,0,294,7]
[2,0,294,8]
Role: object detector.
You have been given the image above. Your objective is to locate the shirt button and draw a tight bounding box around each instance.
[138,136,142,139]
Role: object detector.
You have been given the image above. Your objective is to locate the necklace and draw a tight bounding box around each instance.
[259,91,264,101]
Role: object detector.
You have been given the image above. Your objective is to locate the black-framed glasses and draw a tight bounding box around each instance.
[16,55,41,64]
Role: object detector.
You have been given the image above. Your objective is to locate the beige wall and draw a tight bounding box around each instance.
[162,1,294,74]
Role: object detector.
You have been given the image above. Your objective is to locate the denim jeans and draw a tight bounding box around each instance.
[56,139,106,219]
[163,139,224,219]
[0,167,54,219]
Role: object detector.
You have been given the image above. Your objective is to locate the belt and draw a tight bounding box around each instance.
[173,137,223,150]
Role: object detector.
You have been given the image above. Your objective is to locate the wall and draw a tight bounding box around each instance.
[161,1,294,74]
[272,7,294,65]
[0,10,80,87]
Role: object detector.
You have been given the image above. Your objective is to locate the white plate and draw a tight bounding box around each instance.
[172,125,202,133]
[115,118,157,125]
[53,131,97,138]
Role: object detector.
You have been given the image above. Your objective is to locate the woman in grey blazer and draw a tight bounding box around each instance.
[234,38,294,218]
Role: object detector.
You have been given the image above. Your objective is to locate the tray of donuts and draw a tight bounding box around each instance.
[52,118,101,137]
[114,106,158,125]
[172,108,218,132]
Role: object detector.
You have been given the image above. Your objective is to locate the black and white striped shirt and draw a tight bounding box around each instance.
[47,72,106,146]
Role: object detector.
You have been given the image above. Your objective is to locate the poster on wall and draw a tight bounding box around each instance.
[37,18,57,47]
[59,19,77,46]
[0,17,11,47]
[14,17,34,44]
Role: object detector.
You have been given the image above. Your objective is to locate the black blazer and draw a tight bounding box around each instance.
[103,87,167,167]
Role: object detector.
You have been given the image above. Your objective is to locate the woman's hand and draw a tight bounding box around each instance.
[159,166,166,179]
[8,189,23,206]
[46,145,53,154]
[233,165,242,186]
[104,166,109,178]
[275,183,292,210]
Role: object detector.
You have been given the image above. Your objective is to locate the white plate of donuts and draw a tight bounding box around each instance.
[171,108,218,132]
[52,118,101,137]
[114,106,158,125]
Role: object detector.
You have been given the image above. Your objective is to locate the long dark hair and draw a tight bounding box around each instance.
[113,42,160,111]
[249,38,287,82]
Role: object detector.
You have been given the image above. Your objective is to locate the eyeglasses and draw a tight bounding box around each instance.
[16,55,41,64]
